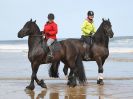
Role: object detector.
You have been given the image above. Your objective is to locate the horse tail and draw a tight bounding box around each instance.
[49,61,60,78]
[75,54,86,83]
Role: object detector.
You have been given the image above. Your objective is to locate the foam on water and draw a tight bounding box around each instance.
[0,44,28,52]
[109,47,133,53]
[0,37,133,53]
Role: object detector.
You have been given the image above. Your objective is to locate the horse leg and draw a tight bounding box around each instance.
[68,54,86,87]
[26,63,38,90]
[65,61,77,87]
[67,69,74,85]
[34,67,47,88]
[26,63,46,90]
[75,54,86,85]
[96,57,104,85]
[49,61,60,78]
[63,65,68,76]
[68,68,77,87]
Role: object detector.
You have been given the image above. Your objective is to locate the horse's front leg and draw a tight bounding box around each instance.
[96,57,104,85]
[35,77,47,89]
[26,62,46,90]
[26,62,38,90]
[33,64,47,89]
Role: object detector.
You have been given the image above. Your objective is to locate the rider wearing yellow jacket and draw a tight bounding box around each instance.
[81,20,96,36]
[81,11,96,60]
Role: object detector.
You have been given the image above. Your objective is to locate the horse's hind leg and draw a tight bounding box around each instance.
[63,65,68,77]
[67,68,77,87]
[96,57,104,85]
[67,69,74,85]
[65,61,77,87]
[49,61,60,78]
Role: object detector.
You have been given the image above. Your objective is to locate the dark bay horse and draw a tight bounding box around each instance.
[49,18,114,85]
[17,19,86,90]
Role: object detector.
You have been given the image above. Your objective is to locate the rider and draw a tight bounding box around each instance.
[81,11,96,60]
[43,13,58,58]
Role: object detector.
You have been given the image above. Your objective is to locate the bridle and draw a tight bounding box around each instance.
[29,35,43,37]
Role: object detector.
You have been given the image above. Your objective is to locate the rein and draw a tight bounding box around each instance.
[30,35,43,37]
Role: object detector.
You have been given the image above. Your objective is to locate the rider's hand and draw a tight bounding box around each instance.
[43,35,45,39]
[90,32,93,35]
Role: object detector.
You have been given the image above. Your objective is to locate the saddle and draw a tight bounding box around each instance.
[80,36,94,60]
[41,39,61,54]
[80,35,93,47]
[50,41,62,53]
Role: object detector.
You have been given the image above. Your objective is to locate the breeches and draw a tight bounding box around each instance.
[47,38,55,46]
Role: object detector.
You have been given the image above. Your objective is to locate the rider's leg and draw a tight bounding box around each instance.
[84,36,91,60]
[47,38,55,57]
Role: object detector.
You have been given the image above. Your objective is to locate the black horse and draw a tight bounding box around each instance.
[49,18,114,85]
[17,19,86,90]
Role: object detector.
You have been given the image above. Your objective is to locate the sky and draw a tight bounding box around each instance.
[0,0,133,40]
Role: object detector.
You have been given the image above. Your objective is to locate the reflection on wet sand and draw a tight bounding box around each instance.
[50,92,59,99]
[97,86,104,99]
[25,89,47,99]
[25,85,105,99]
[1,80,133,99]
[64,87,86,99]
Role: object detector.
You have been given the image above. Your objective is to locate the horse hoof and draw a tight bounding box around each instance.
[67,80,77,87]
[69,83,77,87]
[67,80,71,85]
[39,80,47,89]
[26,85,35,90]
[97,79,104,85]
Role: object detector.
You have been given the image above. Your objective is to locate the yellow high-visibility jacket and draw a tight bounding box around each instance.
[81,20,96,36]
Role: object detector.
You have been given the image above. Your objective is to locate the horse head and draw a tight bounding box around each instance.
[18,19,37,38]
[102,18,114,38]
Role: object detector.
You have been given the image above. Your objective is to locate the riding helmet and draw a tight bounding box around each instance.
[48,13,55,20]
[87,11,94,16]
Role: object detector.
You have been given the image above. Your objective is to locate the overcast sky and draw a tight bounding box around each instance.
[0,0,132,40]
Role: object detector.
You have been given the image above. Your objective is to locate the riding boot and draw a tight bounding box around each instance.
[84,44,91,60]
[47,46,53,58]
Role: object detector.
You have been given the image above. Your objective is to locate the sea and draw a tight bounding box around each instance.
[0,36,133,80]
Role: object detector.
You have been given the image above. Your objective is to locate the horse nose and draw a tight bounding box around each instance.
[110,32,114,38]
[17,30,23,38]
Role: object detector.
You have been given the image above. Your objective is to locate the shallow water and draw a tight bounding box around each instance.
[0,52,133,80]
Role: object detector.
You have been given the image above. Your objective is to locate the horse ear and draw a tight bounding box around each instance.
[30,19,32,22]
[108,18,110,21]
[102,18,105,21]
[34,20,36,23]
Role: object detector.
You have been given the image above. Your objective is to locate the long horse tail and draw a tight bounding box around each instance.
[49,61,60,78]
[75,54,86,84]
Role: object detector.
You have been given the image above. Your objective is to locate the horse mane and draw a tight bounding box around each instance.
[31,22,42,35]
[93,21,109,48]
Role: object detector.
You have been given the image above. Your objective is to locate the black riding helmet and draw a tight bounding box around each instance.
[87,11,94,16]
[48,13,54,20]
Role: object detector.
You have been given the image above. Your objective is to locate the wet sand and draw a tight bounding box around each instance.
[0,79,133,99]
